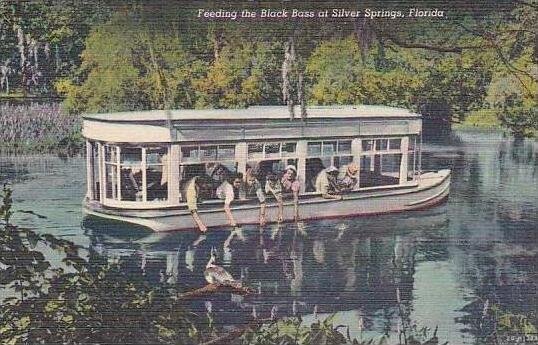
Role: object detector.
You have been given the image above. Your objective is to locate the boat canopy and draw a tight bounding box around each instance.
[82,105,422,143]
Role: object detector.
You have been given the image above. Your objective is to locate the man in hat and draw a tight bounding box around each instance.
[338,162,359,192]
[315,166,343,200]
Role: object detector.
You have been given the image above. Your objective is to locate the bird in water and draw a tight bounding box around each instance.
[204,247,242,289]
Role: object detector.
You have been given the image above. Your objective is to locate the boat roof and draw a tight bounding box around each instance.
[83,105,421,122]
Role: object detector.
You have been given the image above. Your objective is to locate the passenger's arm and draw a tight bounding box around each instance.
[191,210,207,233]
[276,195,284,222]
[293,190,300,220]
[223,188,237,227]
[257,187,267,226]
[259,202,266,226]
[224,202,237,227]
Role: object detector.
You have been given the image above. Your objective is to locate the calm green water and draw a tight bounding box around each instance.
[1,130,537,344]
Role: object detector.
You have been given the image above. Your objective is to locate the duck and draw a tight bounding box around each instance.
[204,247,242,289]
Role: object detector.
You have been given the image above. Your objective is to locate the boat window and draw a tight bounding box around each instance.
[333,155,353,167]
[282,142,296,156]
[87,141,100,201]
[105,144,118,162]
[179,144,238,202]
[200,146,217,161]
[360,156,372,172]
[249,142,296,160]
[322,141,337,155]
[338,140,352,154]
[307,142,322,156]
[244,141,299,192]
[305,139,355,192]
[121,147,142,164]
[179,162,238,201]
[359,153,402,188]
[389,138,401,150]
[181,146,199,162]
[361,140,374,152]
[264,143,280,158]
[408,152,416,181]
[246,159,298,192]
[375,139,388,151]
[104,145,119,200]
[381,154,401,174]
[119,147,143,201]
[105,164,119,199]
[408,136,416,152]
[146,147,168,202]
[305,157,330,192]
[217,145,235,160]
[248,143,264,159]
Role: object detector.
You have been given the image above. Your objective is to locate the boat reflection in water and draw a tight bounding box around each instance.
[82,206,449,339]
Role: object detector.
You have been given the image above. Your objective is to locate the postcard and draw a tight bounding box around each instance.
[1,1,536,344]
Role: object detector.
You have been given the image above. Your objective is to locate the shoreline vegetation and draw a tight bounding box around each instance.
[0,103,83,155]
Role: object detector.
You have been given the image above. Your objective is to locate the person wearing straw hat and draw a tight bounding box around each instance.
[338,162,359,192]
[315,166,343,200]
[281,164,301,221]
[265,172,284,223]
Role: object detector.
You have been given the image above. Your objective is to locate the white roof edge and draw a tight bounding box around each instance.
[83,105,421,122]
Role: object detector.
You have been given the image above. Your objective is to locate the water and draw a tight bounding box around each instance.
[1,130,537,344]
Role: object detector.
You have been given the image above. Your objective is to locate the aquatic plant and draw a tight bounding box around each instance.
[0,103,82,154]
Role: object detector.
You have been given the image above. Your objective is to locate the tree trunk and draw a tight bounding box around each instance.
[282,36,296,120]
[298,71,306,121]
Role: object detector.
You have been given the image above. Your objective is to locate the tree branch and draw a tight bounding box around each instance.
[379,31,484,53]
[178,283,254,299]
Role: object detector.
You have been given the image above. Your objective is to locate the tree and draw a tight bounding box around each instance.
[59,10,207,113]
[194,41,282,108]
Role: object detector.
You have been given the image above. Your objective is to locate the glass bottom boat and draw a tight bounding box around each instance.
[82,105,450,232]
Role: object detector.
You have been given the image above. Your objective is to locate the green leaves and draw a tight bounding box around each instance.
[0,184,13,224]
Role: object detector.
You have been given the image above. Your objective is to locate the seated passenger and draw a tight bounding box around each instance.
[315,166,343,200]
[185,175,212,233]
[241,166,267,226]
[281,165,300,221]
[265,173,284,223]
[206,163,230,197]
[337,162,359,192]
[216,173,242,227]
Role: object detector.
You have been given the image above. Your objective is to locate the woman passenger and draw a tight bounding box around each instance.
[281,165,300,221]
[265,173,284,223]
[216,173,242,227]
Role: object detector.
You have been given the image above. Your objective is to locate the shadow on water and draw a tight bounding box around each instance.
[82,207,452,339]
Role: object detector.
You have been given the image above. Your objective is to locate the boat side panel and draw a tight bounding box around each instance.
[84,172,450,232]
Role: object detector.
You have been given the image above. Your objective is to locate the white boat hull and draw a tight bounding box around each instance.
[84,170,451,232]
